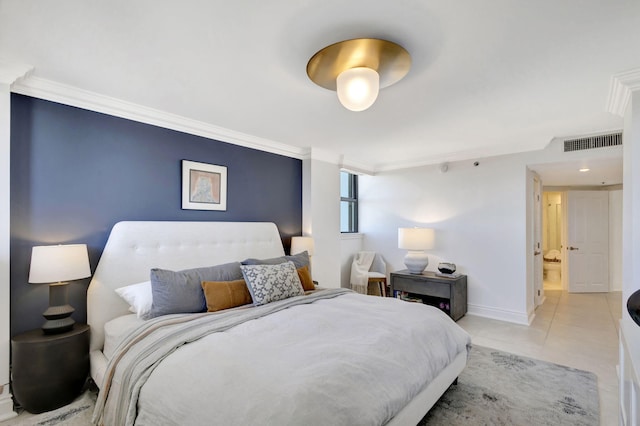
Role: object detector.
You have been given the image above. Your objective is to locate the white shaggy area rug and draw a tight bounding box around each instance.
[420,345,599,425]
[4,346,598,425]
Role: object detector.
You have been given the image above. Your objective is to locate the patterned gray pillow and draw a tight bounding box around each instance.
[240,261,305,306]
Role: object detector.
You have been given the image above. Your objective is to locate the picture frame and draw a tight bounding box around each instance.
[181,160,227,211]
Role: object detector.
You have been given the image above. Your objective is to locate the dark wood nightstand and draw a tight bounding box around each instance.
[11,324,90,413]
[390,270,467,321]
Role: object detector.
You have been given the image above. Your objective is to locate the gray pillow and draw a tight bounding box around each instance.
[146,262,243,319]
[240,261,304,306]
[241,251,310,269]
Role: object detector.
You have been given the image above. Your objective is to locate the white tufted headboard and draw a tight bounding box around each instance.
[87,221,286,354]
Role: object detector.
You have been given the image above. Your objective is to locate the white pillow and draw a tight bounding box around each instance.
[115,281,152,318]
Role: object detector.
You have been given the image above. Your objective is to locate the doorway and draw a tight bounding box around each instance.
[529,154,622,314]
[539,187,621,295]
[542,191,563,291]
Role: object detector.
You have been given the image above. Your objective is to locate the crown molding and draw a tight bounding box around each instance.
[11,76,308,160]
[606,68,640,117]
[305,147,342,165]
[339,158,375,176]
[0,61,33,86]
[300,149,376,175]
[373,142,544,173]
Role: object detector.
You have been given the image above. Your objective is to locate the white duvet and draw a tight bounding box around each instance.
[96,289,470,426]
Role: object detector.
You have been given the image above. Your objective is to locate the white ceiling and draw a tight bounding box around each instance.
[531,156,623,187]
[1,0,638,174]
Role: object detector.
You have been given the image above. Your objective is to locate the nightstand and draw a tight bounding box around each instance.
[390,270,467,321]
[11,324,90,413]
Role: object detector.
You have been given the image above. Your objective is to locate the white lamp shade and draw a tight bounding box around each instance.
[336,67,379,112]
[398,228,435,251]
[29,244,91,283]
[291,236,315,256]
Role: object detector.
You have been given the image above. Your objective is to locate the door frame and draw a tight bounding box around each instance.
[561,191,568,291]
[533,173,544,307]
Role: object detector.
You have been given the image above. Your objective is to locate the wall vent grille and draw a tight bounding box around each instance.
[564,132,622,152]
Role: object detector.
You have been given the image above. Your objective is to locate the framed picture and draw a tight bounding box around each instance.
[182,160,227,211]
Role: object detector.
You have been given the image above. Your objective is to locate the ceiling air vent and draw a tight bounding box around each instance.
[564,132,622,152]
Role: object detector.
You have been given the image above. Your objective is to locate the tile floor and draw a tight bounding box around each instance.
[457,286,621,426]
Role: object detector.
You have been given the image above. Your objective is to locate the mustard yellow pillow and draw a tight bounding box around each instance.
[297,265,315,291]
[201,279,252,312]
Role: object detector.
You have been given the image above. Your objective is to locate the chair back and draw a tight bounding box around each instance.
[370,253,386,275]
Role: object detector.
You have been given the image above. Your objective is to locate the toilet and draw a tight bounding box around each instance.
[543,249,562,282]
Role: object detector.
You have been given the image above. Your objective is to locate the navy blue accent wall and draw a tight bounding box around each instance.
[10,94,302,336]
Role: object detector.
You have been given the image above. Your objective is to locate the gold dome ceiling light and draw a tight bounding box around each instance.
[306,38,411,112]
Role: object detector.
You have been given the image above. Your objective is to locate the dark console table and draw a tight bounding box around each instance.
[390,270,467,321]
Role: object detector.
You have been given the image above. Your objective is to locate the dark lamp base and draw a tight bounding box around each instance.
[42,317,75,335]
[42,283,76,335]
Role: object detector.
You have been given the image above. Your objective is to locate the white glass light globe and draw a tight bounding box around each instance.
[336,67,379,112]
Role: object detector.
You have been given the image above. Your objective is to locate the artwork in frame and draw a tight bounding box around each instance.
[182,160,227,211]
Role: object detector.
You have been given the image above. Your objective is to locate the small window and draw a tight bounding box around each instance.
[340,171,358,233]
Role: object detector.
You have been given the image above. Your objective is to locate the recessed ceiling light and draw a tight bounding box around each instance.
[579,168,590,172]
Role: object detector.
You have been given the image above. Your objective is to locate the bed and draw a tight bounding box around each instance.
[87,221,471,425]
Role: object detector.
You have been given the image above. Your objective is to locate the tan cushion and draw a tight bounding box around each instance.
[297,265,315,291]
[201,279,252,312]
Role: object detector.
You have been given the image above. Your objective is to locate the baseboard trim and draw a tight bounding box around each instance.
[0,384,17,421]
[467,303,530,325]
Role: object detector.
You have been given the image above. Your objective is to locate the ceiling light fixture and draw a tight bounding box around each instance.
[579,168,590,172]
[306,38,411,112]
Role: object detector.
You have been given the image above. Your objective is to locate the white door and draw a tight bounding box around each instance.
[567,191,609,293]
[533,175,543,305]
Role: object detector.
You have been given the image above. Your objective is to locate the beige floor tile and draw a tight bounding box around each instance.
[532,308,555,323]
[474,321,549,346]
[470,335,545,359]
[544,280,563,291]
[547,322,618,347]
[536,303,558,315]
[542,292,561,304]
[529,318,552,333]
[552,311,618,332]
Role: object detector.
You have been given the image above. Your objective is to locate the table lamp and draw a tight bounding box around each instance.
[398,228,434,274]
[28,244,91,334]
[290,236,315,257]
[291,236,315,274]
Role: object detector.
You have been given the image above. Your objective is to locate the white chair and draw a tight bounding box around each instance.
[350,252,387,296]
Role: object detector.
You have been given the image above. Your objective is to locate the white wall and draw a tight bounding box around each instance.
[340,233,363,288]
[356,141,622,325]
[302,154,341,288]
[359,155,530,324]
[609,189,623,292]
